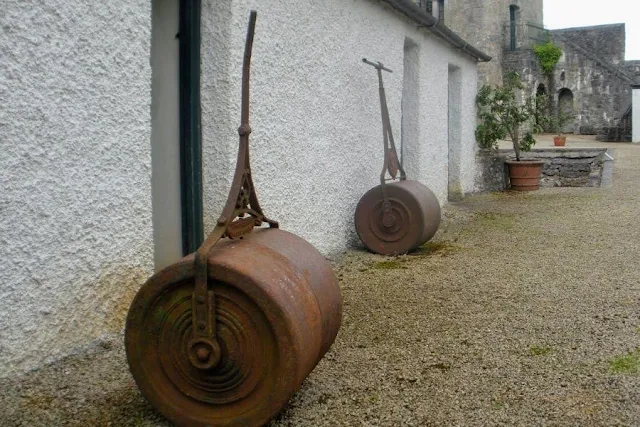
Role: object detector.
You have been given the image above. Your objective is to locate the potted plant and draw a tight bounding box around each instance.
[476,72,550,191]
[553,134,566,146]
[551,112,573,146]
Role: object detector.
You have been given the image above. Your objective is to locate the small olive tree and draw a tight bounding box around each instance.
[476,72,547,161]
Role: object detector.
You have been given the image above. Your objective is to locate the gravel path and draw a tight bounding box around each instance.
[1,137,639,426]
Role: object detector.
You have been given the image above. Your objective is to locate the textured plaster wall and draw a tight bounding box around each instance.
[201,0,479,257]
[0,1,153,377]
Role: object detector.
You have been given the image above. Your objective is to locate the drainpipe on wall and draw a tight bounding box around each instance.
[179,0,204,254]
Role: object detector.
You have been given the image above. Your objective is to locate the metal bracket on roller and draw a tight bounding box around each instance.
[362,58,407,227]
[190,11,278,369]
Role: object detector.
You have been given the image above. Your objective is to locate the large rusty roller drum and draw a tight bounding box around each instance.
[125,228,341,426]
[355,180,441,255]
[356,58,441,255]
[125,12,342,426]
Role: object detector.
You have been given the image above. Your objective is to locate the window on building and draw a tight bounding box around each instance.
[417,0,443,22]
[419,0,433,14]
[509,5,519,51]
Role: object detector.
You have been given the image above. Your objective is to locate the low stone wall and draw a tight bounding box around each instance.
[476,148,611,191]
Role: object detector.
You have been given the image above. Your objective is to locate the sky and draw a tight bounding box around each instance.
[544,0,640,60]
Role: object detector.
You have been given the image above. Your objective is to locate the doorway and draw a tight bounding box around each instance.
[558,88,574,133]
[150,0,182,271]
[401,38,420,177]
[448,65,462,201]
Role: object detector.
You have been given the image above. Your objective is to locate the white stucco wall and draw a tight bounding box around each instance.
[0,1,153,377]
[201,0,479,256]
[633,88,640,143]
[0,0,480,377]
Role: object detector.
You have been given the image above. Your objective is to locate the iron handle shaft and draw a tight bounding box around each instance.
[362,58,393,73]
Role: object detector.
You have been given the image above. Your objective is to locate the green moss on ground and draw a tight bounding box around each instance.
[371,260,409,270]
[529,345,553,356]
[412,241,461,257]
[608,349,640,374]
[474,211,517,230]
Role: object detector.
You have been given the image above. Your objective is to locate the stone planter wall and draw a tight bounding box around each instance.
[476,148,612,191]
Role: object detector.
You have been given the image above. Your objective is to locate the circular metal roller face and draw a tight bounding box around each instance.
[125,240,322,427]
[354,180,441,255]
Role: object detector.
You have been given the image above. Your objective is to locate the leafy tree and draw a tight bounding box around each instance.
[476,72,548,161]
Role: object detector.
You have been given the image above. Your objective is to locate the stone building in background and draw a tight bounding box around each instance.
[413,0,639,138]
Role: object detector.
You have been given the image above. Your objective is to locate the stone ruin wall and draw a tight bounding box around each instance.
[503,24,634,136]
[413,1,635,136]
[551,25,633,135]
[443,0,543,87]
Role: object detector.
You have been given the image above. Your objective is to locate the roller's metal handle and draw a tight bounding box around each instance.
[362,57,406,188]
[362,58,393,73]
[190,10,278,367]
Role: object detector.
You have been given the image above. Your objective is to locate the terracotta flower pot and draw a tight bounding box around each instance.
[553,135,566,146]
[505,159,544,191]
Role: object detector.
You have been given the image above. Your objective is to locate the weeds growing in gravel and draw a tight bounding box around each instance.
[474,211,516,230]
[608,349,640,374]
[412,241,461,257]
[364,241,461,270]
[371,260,408,270]
[529,345,553,356]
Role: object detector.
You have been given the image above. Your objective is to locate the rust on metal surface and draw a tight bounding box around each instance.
[125,10,342,427]
[356,58,441,255]
[361,58,407,185]
[191,10,278,351]
[225,216,259,239]
[126,229,341,426]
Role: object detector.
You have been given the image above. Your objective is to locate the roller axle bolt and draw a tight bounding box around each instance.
[382,214,396,228]
[196,347,211,361]
[187,339,222,370]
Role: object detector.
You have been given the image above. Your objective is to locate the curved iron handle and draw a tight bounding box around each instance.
[362,57,406,186]
[191,11,277,356]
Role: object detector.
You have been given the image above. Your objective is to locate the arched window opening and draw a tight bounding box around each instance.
[537,83,547,96]
[535,84,548,128]
[558,88,574,132]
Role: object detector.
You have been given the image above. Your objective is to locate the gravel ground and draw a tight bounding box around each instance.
[1,137,639,426]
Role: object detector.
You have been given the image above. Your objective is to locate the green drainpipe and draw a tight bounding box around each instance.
[179,0,204,255]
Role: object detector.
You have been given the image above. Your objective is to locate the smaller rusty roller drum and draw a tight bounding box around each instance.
[355,180,441,255]
[125,228,342,427]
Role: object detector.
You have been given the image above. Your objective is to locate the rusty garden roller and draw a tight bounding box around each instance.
[355,59,441,255]
[125,11,342,426]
